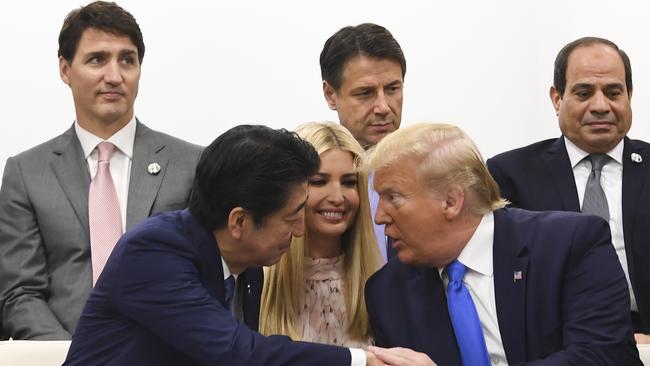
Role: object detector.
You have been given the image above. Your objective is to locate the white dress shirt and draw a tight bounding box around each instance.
[564,138,636,311]
[75,117,136,231]
[440,212,508,366]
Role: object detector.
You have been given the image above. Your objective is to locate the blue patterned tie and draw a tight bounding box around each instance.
[224,275,235,311]
[446,260,491,366]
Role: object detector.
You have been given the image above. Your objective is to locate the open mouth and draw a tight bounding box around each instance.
[319,211,344,220]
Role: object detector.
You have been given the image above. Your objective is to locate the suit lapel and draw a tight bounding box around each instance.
[241,267,263,331]
[406,266,462,365]
[493,208,529,364]
[541,137,580,211]
[184,209,225,304]
[621,137,648,283]
[50,126,92,235]
[126,121,169,230]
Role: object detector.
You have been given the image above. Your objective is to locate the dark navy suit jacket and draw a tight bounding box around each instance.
[487,136,650,333]
[365,208,641,365]
[64,209,350,365]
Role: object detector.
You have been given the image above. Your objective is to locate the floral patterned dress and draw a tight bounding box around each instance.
[296,255,372,348]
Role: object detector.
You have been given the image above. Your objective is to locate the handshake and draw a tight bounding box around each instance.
[366,346,436,366]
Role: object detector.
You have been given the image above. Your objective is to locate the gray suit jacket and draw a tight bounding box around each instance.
[0,121,202,339]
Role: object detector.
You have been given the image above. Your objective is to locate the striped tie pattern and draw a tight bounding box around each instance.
[89,142,123,285]
[581,154,610,222]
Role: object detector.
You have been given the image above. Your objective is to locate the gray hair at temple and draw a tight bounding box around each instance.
[363,123,507,215]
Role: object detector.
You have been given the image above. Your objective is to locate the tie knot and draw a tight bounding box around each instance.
[96,141,116,162]
[589,154,610,171]
[446,259,467,282]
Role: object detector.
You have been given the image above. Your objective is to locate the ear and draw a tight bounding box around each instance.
[627,88,633,101]
[227,207,248,240]
[323,80,338,110]
[550,86,562,115]
[59,56,71,86]
[441,185,465,220]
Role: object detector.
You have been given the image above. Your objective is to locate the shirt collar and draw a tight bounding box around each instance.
[221,256,239,281]
[564,136,624,168]
[439,211,494,277]
[75,116,137,159]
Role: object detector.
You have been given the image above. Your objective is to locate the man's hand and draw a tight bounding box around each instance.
[365,350,386,366]
[368,346,437,366]
[635,333,650,344]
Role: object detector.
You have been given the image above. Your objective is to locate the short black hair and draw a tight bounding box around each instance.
[553,36,632,97]
[189,125,320,230]
[320,23,406,91]
[58,1,145,64]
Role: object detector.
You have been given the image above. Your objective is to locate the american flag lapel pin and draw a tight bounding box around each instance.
[513,271,523,283]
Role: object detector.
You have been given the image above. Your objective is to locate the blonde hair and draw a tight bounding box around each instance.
[364,123,507,215]
[259,121,381,341]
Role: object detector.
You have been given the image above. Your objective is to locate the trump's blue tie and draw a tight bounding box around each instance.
[224,275,235,311]
[446,259,491,366]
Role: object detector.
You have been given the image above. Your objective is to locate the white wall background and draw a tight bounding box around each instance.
[1,0,649,176]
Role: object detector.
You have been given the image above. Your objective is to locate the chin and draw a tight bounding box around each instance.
[311,224,349,238]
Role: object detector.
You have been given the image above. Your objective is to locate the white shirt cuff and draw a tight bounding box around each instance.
[349,347,366,366]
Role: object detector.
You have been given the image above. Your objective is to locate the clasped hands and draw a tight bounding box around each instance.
[365,346,436,366]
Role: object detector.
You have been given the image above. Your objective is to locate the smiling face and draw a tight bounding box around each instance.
[324,56,403,148]
[59,27,140,137]
[551,43,632,153]
[305,148,360,242]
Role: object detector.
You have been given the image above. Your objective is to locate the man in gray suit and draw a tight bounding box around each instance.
[0,1,201,340]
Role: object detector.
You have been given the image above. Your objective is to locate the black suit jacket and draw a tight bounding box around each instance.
[366,208,640,365]
[64,209,351,365]
[487,136,650,332]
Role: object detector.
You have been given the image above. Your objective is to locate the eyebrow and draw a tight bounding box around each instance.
[288,198,307,216]
[571,82,625,91]
[85,50,109,59]
[313,172,358,177]
[119,49,138,58]
[84,49,137,59]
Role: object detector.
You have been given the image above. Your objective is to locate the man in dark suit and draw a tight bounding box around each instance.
[486,37,650,342]
[64,125,408,365]
[0,1,201,340]
[363,123,640,365]
[320,23,406,262]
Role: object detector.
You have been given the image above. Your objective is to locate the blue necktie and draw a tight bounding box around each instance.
[446,260,491,366]
[224,275,235,311]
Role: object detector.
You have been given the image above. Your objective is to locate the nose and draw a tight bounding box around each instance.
[103,60,123,85]
[327,183,344,205]
[373,91,390,116]
[374,199,391,225]
[292,213,306,238]
[590,91,611,115]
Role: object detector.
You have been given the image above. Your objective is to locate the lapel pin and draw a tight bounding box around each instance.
[631,153,642,164]
[513,271,523,283]
[147,162,161,175]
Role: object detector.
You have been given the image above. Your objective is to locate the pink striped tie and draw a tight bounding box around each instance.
[89,141,123,285]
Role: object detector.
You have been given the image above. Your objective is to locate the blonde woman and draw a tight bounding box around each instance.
[260,122,382,348]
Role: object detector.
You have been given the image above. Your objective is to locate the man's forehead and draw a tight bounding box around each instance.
[567,45,625,74]
[78,28,138,51]
[374,163,408,188]
[341,56,403,85]
[283,183,308,212]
